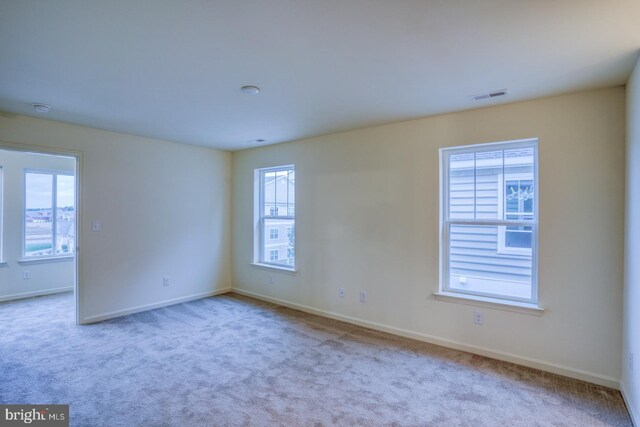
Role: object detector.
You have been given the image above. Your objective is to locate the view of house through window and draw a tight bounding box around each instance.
[440,139,538,303]
[257,165,295,268]
[25,171,76,258]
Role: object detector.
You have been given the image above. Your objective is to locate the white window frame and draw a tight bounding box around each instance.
[269,249,279,262]
[439,138,539,304]
[255,165,295,270]
[23,169,75,259]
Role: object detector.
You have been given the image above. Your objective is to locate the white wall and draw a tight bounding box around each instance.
[232,88,625,387]
[0,149,75,301]
[0,113,232,322]
[623,54,640,423]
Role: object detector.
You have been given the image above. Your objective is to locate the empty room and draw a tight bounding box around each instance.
[1,1,639,426]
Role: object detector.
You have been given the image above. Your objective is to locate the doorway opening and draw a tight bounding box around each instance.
[0,146,80,324]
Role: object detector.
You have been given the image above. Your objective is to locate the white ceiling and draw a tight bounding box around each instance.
[1,1,639,151]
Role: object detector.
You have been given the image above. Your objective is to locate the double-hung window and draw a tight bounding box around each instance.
[256,165,295,269]
[24,170,76,258]
[440,139,538,304]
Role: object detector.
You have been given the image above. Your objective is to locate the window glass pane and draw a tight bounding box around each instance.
[285,226,295,265]
[263,218,295,267]
[275,170,288,216]
[448,223,532,300]
[287,170,296,216]
[56,175,75,255]
[287,170,295,216]
[448,152,475,220]
[261,168,295,218]
[449,151,502,220]
[25,173,53,257]
[504,228,532,249]
[263,171,277,216]
[504,147,534,210]
[505,179,534,215]
[475,150,502,220]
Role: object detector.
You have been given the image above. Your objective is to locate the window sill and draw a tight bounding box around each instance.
[18,255,75,265]
[250,263,297,275]
[432,291,544,316]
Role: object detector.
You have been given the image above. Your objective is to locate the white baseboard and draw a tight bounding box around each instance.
[0,286,73,303]
[232,287,620,390]
[621,384,638,426]
[81,288,232,324]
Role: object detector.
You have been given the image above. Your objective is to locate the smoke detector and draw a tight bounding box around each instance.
[241,85,260,95]
[32,103,51,113]
[471,90,507,101]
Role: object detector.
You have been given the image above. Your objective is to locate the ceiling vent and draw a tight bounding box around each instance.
[32,103,51,113]
[471,90,507,101]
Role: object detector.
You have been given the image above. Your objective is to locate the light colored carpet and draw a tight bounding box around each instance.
[0,292,631,426]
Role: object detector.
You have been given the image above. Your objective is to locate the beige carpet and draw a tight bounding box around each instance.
[0,291,632,426]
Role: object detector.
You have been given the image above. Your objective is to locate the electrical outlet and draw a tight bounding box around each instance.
[339,288,345,298]
[162,276,170,287]
[630,352,634,372]
[91,221,101,232]
[23,271,31,280]
[474,311,484,325]
[359,290,367,303]
[268,276,274,285]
